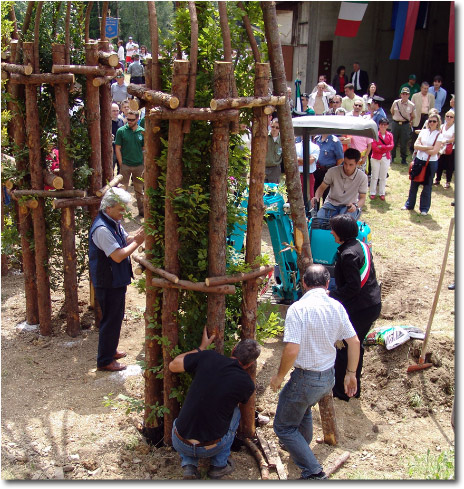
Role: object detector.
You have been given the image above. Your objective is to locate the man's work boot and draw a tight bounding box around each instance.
[182,464,200,480]
[207,458,235,479]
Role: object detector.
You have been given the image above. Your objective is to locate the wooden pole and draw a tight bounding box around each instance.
[15,2,34,64]
[162,59,190,445]
[23,42,52,336]
[217,2,239,134]
[98,40,114,185]
[132,255,179,283]
[261,2,313,274]
[210,95,286,111]
[243,438,270,480]
[95,174,123,197]
[1,62,33,75]
[12,189,86,198]
[207,61,232,353]
[100,2,108,42]
[153,278,235,295]
[148,106,239,121]
[239,63,270,439]
[318,393,339,445]
[8,73,75,85]
[52,64,115,76]
[33,2,43,74]
[84,1,93,44]
[182,1,198,134]
[52,196,101,209]
[92,75,114,87]
[43,171,64,190]
[52,43,80,337]
[206,265,273,287]
[127,84,179,109]
[97,51,119,67]
[6,40,39,324]
[147,2,161,93]
[237,2,262,63]
[65,2,71,65]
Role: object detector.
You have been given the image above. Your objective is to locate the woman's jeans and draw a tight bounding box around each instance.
[405,159,438,213]
[172,406,240,468]
[273,367,335,477]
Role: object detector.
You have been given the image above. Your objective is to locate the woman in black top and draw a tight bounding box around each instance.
[329,214,381,401]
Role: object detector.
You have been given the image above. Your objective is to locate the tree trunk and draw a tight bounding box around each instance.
[182,1,198,134]
[33,2,43,74]
[237,2,261,63]
[52,43,80,338]
[84,2,94,43]
[162,59,190,445]
[23,42,52,336]
[100,2,108,42]
[261,2,313,277]
[8,73,75,85]
[65,2,71,64]
[98,40,114,185]
[207,61,232,353]
[7,40,38,325]
[15,2,34,64]
[141,16,164,437]
[239,63,270,438]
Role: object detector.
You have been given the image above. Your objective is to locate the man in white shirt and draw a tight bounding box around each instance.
[307,82,336,115]
[125,36,138,65]
[270,264,359,480]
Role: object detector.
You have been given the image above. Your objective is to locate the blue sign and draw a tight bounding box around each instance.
[105,17,118,39]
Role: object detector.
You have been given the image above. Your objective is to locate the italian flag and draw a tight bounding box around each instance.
[335,2,368,37]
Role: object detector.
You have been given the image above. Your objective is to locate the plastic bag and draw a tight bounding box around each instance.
[364,325,425,350]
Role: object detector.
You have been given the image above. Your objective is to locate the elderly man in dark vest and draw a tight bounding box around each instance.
[89,188,145,372]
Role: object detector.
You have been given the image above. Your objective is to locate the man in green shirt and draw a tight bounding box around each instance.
[399,74,420,99]
[115,109,145,217]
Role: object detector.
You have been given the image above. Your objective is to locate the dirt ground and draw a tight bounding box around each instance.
[1,205,455,481]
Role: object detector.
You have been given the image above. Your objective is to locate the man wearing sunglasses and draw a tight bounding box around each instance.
[115,110,145,217]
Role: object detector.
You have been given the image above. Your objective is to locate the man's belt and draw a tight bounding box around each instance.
[316,164,336,171]
[174,428,221,448]
[392,120,408,125]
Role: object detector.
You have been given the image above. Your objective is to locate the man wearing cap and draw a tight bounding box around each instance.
[399,75,420,99]
[125,36,138,66]
[127,53,144,85]
[390,87,415,165]
[369,96,387,127]
[111,73,128,104]
[411,82,435,148]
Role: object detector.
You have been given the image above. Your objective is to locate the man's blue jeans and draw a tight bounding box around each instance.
[316,202,360,220]
[273,367,335,477]
[172,406,240,468]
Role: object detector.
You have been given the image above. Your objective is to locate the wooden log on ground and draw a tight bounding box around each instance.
[266,437,287,479]
[132,255,179,283]
[207,61,232,355]
[162,59,190,445]
[95,174,123,197]
[261,2,313,273]
[148,106,239,121]
[206,265,273,286]
[52,64,116,77]
[7,40,39,324]
[1,62,33,75]
[92,75,113,87]
[210,95,286,111]
[141,10,164,435]
[98,40,114,186]
[318,393,339,445]
[127,84,179,109]
[239,63,270,439]
[23,42,52,336]
[43,170,63,190]
[53,43,80,337]
[9,72,75,85]
[12,189,86,198]
[255,428,276,468]
[98,50,119,67]
[325,451,350,477]
[52,196,101,209]
[243,438,270,480]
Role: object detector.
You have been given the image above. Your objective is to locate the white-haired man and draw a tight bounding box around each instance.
[89,188,145,371]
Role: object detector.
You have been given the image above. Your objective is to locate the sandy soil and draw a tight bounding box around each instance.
[1,195,455,481]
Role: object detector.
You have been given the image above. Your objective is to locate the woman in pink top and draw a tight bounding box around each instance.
[369,118,394,200]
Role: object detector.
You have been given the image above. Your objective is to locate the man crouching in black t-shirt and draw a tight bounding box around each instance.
[169,327,261,480]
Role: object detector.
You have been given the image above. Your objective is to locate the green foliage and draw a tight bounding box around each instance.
[256,301,285,342]
[408,448,455,480]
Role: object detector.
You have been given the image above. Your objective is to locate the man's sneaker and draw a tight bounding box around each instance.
[207,458,235,479]
[300,471,328,480]
[182,464,200,480]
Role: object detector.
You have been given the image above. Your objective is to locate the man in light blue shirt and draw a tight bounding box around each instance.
[428,76,447,114]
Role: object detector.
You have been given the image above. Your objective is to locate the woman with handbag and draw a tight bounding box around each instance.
[402,114,443,216]
[435,111,455,189]
[369,118,394,200]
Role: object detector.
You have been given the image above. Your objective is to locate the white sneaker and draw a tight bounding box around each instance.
[401,206,409,210]
[420,211,428,216]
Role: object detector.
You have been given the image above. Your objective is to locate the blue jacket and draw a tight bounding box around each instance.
[89,211,133,288]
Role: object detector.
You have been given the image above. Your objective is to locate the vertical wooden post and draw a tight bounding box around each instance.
[147,2,161,92]
[98,39,114,185]
[142,10,164,439]
[206,62,232,353]
[239,63,270,438]
[85,41,103,327]
[1,195,9,276]
[162,59,190,445]
[23,42,52,336]
[52,43,80,337]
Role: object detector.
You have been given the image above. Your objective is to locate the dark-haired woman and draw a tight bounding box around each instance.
[329,214,382,401]
[332,66,348,96]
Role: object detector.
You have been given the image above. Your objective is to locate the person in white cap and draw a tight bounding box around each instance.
[125,36,138,66]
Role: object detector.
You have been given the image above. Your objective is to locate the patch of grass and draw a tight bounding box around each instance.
[408,448,455,479]
[408,392,422,408]
[125,434,141,451]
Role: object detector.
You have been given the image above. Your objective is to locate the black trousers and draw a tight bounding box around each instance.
[313,167,332,201]
[333,302,382,401]
[95,286,127,367]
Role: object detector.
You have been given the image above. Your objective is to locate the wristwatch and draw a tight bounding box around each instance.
[352,202,359,209]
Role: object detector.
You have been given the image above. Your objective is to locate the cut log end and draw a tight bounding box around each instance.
[24,64,33,75]
[129,98,140,111]
[210,99,218,111]
[169,97,180,109]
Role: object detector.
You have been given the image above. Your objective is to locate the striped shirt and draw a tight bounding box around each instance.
[284,288,356,371]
